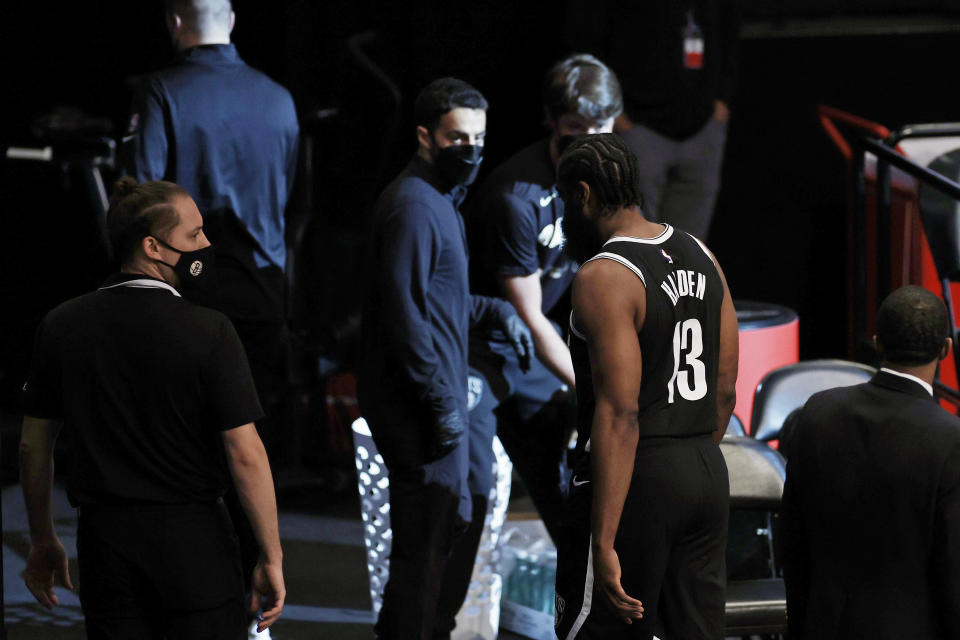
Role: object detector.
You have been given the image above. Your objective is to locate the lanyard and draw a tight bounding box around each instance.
[98,278,181,297]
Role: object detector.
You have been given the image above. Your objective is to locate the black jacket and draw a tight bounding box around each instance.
[780,369,960,639]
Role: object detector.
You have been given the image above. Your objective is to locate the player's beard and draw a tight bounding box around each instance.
[562,205,603,265]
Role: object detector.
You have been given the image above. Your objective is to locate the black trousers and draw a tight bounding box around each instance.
[373,441,470,640]
[555,435,729,640]
[77,500,245,640]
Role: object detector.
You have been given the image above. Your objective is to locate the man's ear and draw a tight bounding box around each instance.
[142,236,162,261]
[577,180,592,217]
[229,11,236,34]
[416,126,433,157]
[941,337,953,362]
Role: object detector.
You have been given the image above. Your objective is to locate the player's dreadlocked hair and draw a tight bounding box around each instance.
[556,133,644,216]
[877,285,950,366]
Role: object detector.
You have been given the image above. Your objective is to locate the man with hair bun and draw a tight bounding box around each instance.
[781,285,960,639]
[19,179,284,638]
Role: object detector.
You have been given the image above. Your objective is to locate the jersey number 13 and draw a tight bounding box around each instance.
[667,318,708,403]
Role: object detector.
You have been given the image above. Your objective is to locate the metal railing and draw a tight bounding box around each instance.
[848,125,960,403]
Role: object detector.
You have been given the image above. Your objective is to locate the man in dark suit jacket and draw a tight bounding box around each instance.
[781,285,960,639]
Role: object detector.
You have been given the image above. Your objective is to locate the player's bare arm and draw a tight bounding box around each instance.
[501,272,576,388]
[710,253,738,442]
[573,258,646,624]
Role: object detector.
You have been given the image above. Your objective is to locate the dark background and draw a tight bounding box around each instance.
[3,0,960,415]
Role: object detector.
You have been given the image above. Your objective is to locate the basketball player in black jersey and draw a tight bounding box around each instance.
[553,134,738,640]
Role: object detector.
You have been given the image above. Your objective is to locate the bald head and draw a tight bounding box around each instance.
[166,0,233,47]
[876,285,950,367]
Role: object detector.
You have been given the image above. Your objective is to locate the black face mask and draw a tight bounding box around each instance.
[434,144,483,188]
[560,190,603,265]
[155,238,216,300]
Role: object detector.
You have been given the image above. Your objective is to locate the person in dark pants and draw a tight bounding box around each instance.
[358,78,532,640]
[566,0,739,240]
[123,3,298,624]
[780,285,960,639]
[553,135,739,639]
[19,179,285,639]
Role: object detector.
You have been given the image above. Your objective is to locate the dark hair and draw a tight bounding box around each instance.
[165,0,232,34]
[414,77,488,131]
[542,54,623,124]
[107,178,189,265]
[876,285,950,366]
[557,133,644,216]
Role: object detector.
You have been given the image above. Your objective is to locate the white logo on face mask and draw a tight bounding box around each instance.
[189,260,203,276]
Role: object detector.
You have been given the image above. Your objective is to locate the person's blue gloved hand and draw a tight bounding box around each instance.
[430,410,466,460]
[499,313,534,373]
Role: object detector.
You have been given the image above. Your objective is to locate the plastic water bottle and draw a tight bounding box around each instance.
[541,555,557,614]
[527,554,541,610]
[506,550,529,605]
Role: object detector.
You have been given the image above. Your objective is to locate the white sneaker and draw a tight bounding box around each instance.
[248,620,272,639]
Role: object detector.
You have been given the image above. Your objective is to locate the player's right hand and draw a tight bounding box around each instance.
[24,536,74,609]
[593,546,644,624]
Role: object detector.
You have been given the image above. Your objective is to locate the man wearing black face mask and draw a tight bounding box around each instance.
[19,178,285,637]
[152,234,216,298]
[359,77,532,640]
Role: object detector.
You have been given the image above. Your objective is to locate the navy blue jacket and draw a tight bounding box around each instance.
[125,44,299,270]
[359,156,509,465]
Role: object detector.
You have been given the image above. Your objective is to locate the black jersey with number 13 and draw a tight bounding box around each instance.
[569,224,724,455]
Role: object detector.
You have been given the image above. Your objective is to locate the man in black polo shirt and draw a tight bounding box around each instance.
[20,179,285,638]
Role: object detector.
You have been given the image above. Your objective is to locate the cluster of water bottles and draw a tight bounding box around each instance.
[503,548,558,615]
